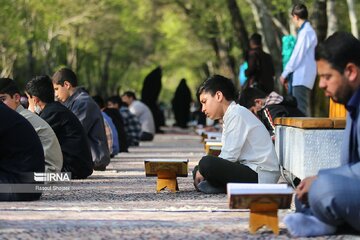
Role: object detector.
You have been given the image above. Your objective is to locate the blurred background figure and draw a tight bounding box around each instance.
[172,78,192,128]
[20,95,29,109]
[141,66,165,133]
[106,96,141,147]
[122,91,155,141]
[244,33,275,94]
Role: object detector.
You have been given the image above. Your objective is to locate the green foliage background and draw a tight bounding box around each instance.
[0,0,359,115]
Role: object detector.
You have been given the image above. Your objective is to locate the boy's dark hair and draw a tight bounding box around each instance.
[291,3,308,19]
[196,75,238,102]
[315,31,360,73]
[106,95,125,108]
[25,75,55,103]
[250,33,262,46]
[122,91,137,100]
[93,95,105,109]
[238,87,267,109]
[52,67,78,87]
[0,78,20,96]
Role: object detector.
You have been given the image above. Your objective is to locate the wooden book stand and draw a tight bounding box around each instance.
[227,183,293,235]
[249,202,279,235]
[144,159,188,193]
[156,169,179,192]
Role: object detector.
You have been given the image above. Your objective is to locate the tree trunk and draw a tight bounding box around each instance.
[0,46,17,78]
[67,26,79,72]
[102,46,113,96]
[288,1,298,36]
[326,0,338,37]
[226,0,249,53]
[209,36,236,82]
[67,42,77,71]
[310,0,328,116]
[346,0,359,38]
[311,0,328,42]
[175,1,236,83]
[26,39,35,80]
[217,37,236,81]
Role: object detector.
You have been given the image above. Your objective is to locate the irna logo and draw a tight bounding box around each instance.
[34,172,71,182]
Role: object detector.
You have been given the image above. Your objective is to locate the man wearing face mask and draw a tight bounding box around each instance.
[0,78,63,173]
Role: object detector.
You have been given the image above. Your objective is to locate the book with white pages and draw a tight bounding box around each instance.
[227,183,293,209]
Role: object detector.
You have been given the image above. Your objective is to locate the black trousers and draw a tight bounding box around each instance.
[197,155,258,188]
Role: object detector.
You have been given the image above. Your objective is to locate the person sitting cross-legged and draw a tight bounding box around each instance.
[52,68,110,170]
[283,32,360,237]
[238,87,305,141]
[121,91,155,141]
[107,95,141,147]
[193,75,280,194]
[93,95,120,157]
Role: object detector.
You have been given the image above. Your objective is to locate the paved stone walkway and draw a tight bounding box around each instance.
[0,128,357,239]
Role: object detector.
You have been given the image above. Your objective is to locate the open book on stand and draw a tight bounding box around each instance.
[227,183,293,209]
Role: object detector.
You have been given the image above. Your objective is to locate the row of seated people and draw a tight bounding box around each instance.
[0,68,154,201]
[1,31,358,237]
[93,91,157,156]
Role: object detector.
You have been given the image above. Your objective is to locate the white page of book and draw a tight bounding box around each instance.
[227,183,293,194]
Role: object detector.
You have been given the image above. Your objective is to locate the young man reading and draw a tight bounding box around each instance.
[284,32,360,237]
[193,75,280,194]
[52,68,110,170]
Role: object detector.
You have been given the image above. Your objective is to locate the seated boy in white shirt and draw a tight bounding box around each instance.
[193,75,280,193]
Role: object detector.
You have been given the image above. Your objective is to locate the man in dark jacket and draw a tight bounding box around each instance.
[25,75,93,179]
[245,33,275,94]
[0,101,44,201]
[52,68,110,170]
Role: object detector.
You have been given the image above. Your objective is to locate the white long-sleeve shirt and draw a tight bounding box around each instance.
[281,21,318,90]
[129,100,155,135]
[218,102,280,183]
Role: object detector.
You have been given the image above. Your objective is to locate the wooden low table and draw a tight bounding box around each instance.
[274,117,346,129]
[144,159,189,192]
[228,183,293,235]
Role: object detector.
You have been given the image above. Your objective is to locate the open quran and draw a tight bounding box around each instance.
[227,183,293,209]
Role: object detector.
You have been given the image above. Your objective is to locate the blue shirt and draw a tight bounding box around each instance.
[346,88,360,163]
[102,112,119,155]
[281,21,318,89]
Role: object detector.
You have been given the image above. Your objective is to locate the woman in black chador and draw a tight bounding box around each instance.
[141,66,165,133]
[172,78,192,128]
